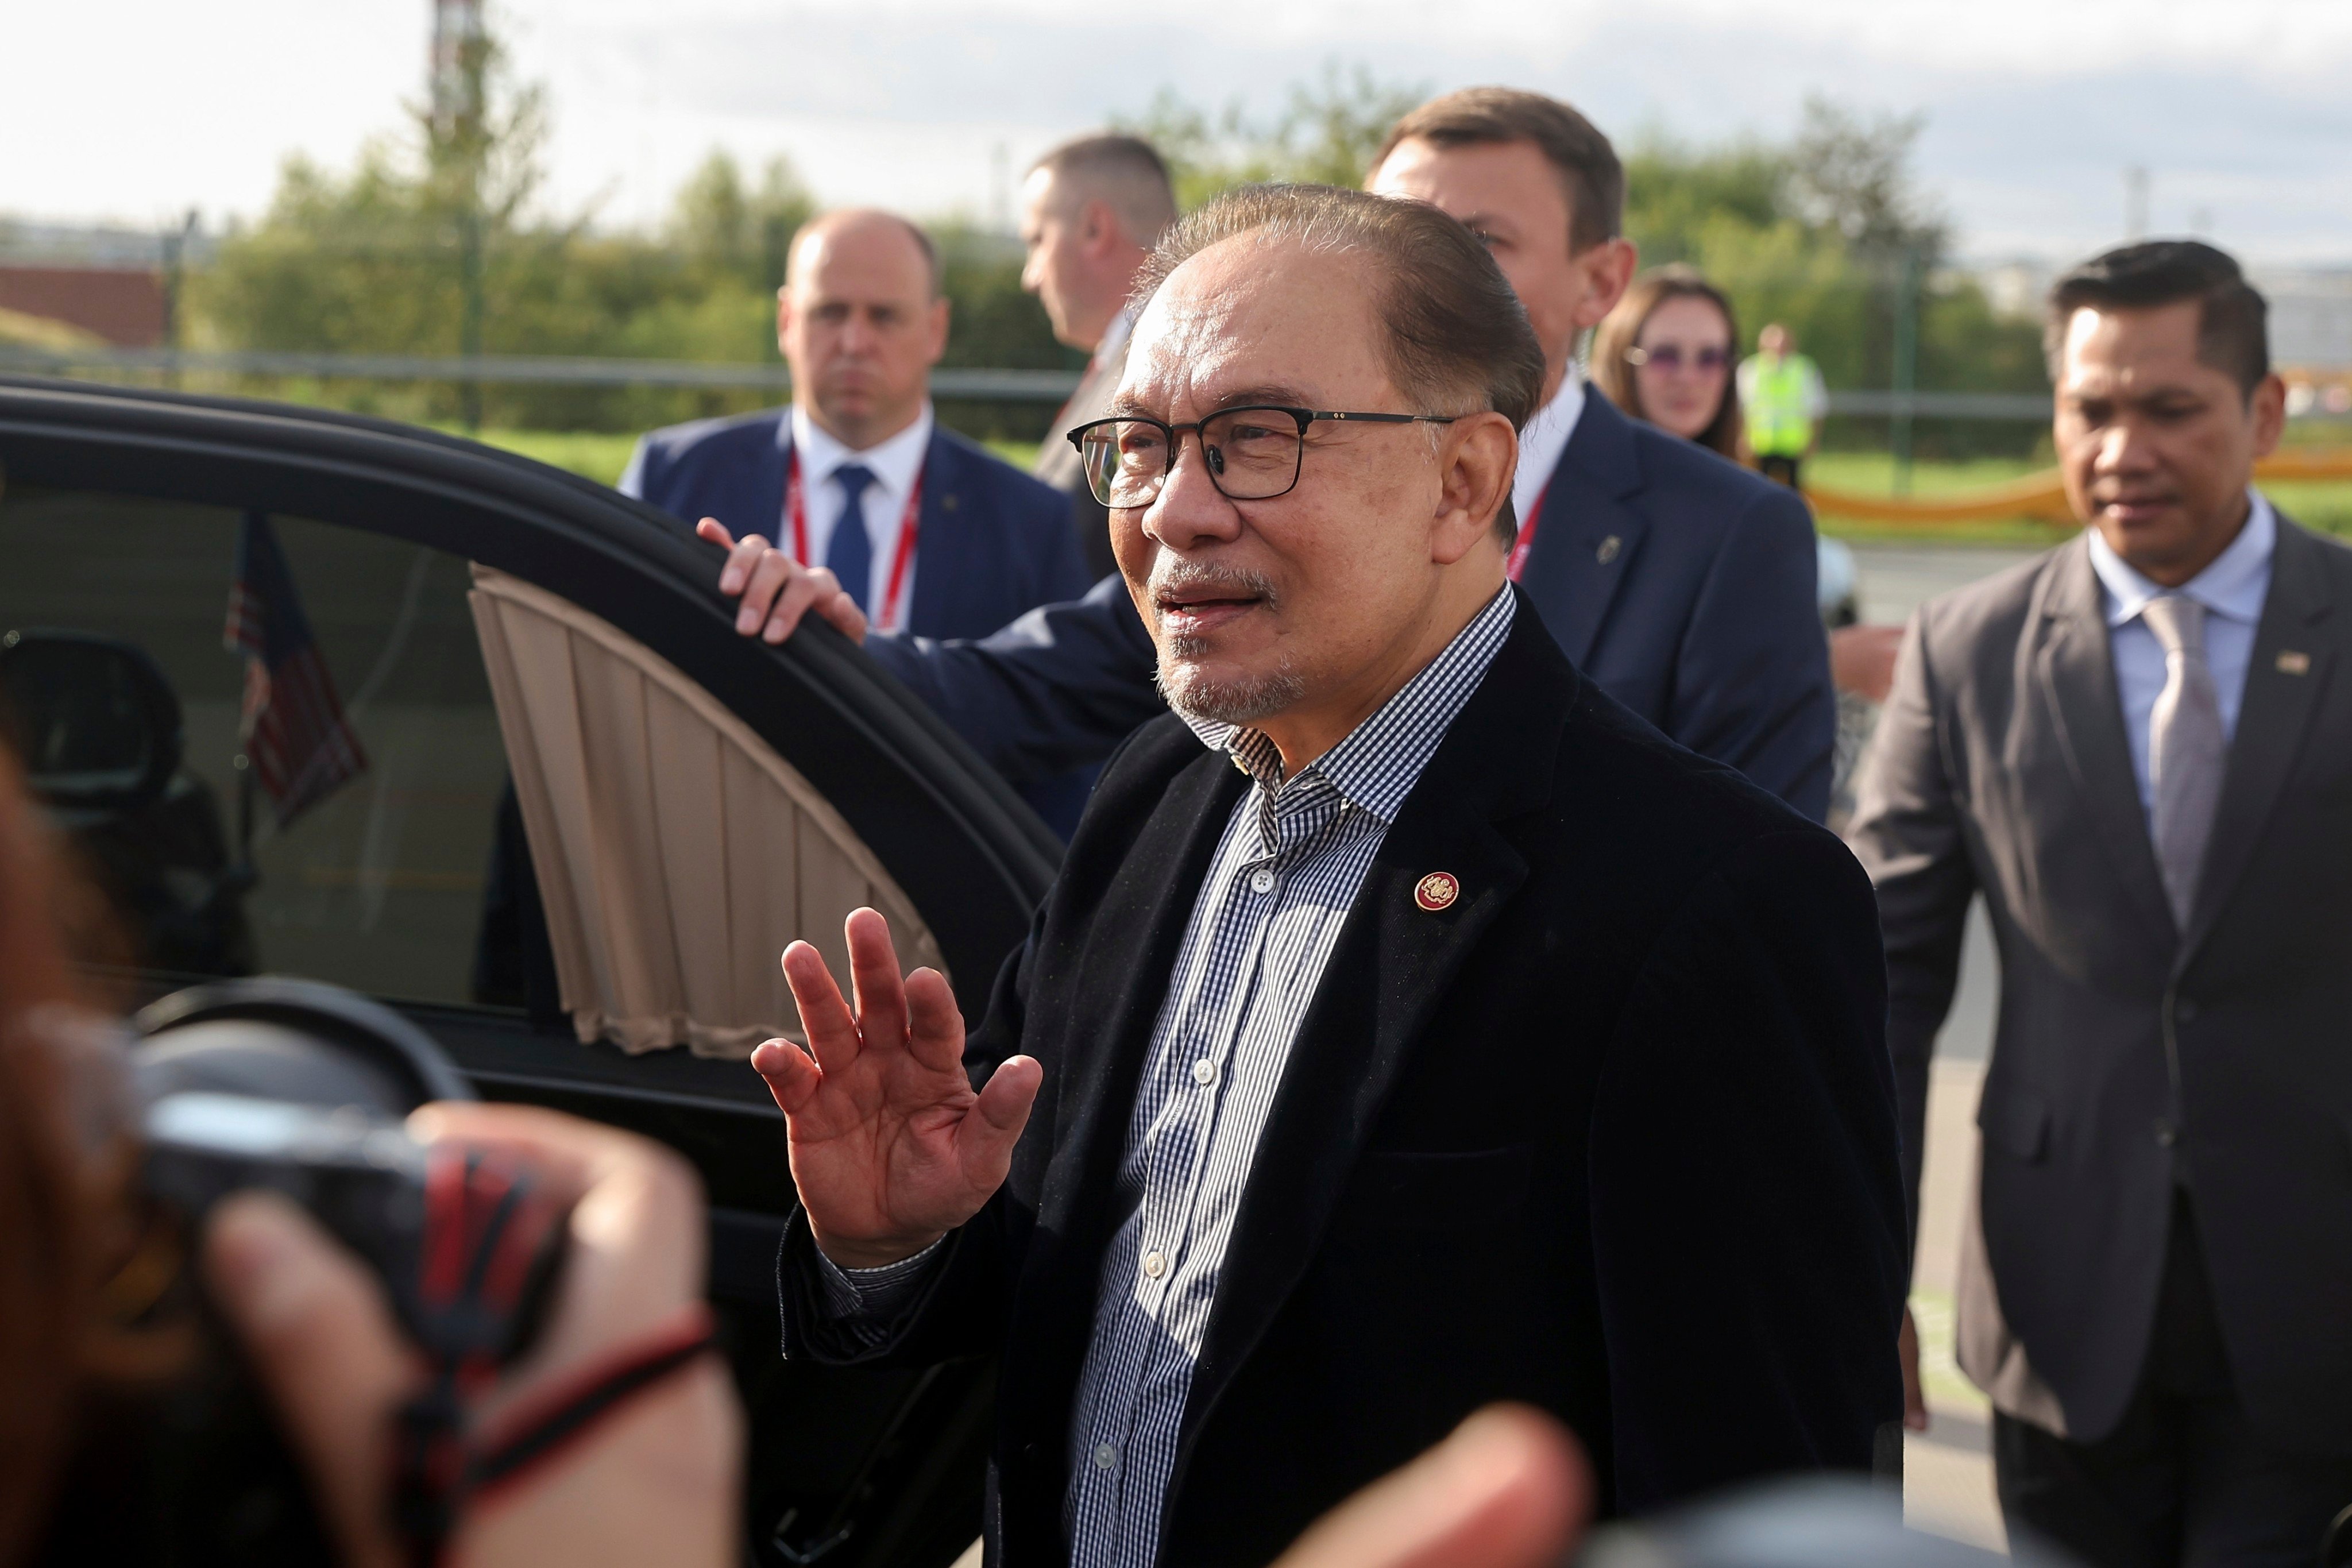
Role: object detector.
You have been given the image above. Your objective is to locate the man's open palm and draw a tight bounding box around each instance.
[751,908,1041,1269]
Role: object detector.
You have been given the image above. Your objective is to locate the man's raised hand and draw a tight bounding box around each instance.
[696,517,870,645]
[751,907,1041,1269]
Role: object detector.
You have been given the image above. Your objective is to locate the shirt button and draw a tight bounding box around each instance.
[1142,1250,1168,1279]
[1249,868,1276,895]
[1094,1442,1118,1470]
[1191,1058,1219,1087]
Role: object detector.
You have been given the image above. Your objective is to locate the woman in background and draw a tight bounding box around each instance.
[1591,265,1747,462]
[1594,267,1901,709]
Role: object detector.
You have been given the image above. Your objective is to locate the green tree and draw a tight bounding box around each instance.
[669,152,816,301]
[1120,63,1430,208]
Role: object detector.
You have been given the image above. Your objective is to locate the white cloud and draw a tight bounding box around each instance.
[5,0,2349,264]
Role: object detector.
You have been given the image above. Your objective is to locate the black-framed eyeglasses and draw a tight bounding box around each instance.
[1065,405,1460,509]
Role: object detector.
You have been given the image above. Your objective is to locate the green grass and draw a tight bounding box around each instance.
[1806,452,2048,495]
[451,427,642,488]
[442,428,1049,492]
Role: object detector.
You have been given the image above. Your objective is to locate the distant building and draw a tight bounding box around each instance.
[0,219,208,351]
[0,266,166,347]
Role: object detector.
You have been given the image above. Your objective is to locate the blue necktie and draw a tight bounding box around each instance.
[825,462,877,616]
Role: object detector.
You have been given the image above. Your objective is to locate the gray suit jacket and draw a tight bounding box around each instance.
[1033,331,1129,582]
[1848,515,2352,1454]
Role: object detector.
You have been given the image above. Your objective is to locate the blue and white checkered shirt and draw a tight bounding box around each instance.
[824,585,1516,1567]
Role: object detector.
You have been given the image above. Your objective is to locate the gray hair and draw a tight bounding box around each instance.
[1029,134,1179,246]
[1132,184,1547,543]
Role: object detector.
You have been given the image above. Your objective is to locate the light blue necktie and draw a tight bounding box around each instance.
[825,462,877,616]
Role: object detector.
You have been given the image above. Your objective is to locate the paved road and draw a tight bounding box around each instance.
[1849,544,2050,1550]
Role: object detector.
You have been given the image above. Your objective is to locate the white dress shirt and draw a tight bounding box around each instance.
[787,402,933,621]
[1092,304,1136,370]
[1511,370,1585,530]
[2087,489,2276,819]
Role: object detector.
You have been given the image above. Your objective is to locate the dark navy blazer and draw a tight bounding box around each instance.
[870,392,1837,821]
[622,407,1098,833]
[620,407,1092,641]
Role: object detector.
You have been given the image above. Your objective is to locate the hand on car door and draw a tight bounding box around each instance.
[698,519,870,646]
[752,907,1041,1269]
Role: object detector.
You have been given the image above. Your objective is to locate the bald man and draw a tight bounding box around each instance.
[1021,134,1180,581]
[621,208,1092,826]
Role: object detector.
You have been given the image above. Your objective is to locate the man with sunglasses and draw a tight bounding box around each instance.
[699,90,1837,825]
[751,185,1905,1568]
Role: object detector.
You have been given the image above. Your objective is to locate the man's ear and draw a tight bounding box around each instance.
[1082,198,1118,254]
[2250,372,2287,459]
[775,289,794,356]
[924,296,951,366]
[1570,237,1639,333]
[1431,412,1518,566]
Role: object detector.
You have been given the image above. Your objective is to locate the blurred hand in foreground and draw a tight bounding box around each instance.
[203,1103,741,1568]
[1830,623,1905,705]
[751,907,1042,1270]
[697,517,870,646]
[1271,1405,1594,1568]
[1899,1305,1930,1432]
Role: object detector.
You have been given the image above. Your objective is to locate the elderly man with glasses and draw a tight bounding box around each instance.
[748,185,1906,1568]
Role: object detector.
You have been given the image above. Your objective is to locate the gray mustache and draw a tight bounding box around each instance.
[1148,560,1280,609]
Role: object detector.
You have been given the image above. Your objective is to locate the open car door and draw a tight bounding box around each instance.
[0,375,1061,1568]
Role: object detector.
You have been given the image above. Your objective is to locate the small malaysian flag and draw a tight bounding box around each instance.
[223,512,367,828]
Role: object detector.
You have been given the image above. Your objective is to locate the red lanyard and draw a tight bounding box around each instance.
[785,450,923,632]
[1507,484,1549,583]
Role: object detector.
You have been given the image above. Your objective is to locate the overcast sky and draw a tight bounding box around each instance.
[11,0,2351,265]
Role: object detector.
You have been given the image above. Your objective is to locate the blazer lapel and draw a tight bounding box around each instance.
[905,428,972,637]
[2181,515,2336,961]
[2033,536,2177,947]
[1169,605,1570,1481]
[1515,391,1647,668]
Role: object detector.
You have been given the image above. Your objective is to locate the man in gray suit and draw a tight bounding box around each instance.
[1851,241,2352,1563]
[1018,133,1178,581]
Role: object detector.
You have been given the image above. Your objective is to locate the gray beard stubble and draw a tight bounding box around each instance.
[1147,558,1306,727]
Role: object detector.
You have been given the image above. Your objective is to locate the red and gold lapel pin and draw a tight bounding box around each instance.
[1413,872,1459,912]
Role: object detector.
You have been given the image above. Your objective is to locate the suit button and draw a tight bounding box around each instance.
[2154,1119,2178,1148]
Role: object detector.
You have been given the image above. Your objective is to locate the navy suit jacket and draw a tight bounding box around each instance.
[870,393,1837,821]
[620,407,1092,641]
[623,407,1096,832]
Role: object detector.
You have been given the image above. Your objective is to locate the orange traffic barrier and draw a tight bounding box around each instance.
[1803,448,2352,528]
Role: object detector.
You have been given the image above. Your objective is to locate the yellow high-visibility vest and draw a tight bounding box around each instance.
[1743,353,1821,458]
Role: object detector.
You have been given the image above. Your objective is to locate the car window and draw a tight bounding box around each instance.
[0,484,513,1010]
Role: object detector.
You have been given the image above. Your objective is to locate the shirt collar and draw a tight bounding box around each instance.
[1183,584,1517,826]
[787,401,934,504]
[1511,369,1585,527]
[1092,306,1136,368]
[2086,488,2276,628]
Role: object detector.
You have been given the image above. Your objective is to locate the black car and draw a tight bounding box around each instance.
[0,374,1058,1568]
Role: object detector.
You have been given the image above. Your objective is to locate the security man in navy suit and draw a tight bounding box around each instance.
[700,96,1834,821]
[623,208,1094,828]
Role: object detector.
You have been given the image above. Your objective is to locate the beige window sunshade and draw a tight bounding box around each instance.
[468,564,946,1059]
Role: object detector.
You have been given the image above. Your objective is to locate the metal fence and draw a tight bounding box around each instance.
[3,346,2072,419]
